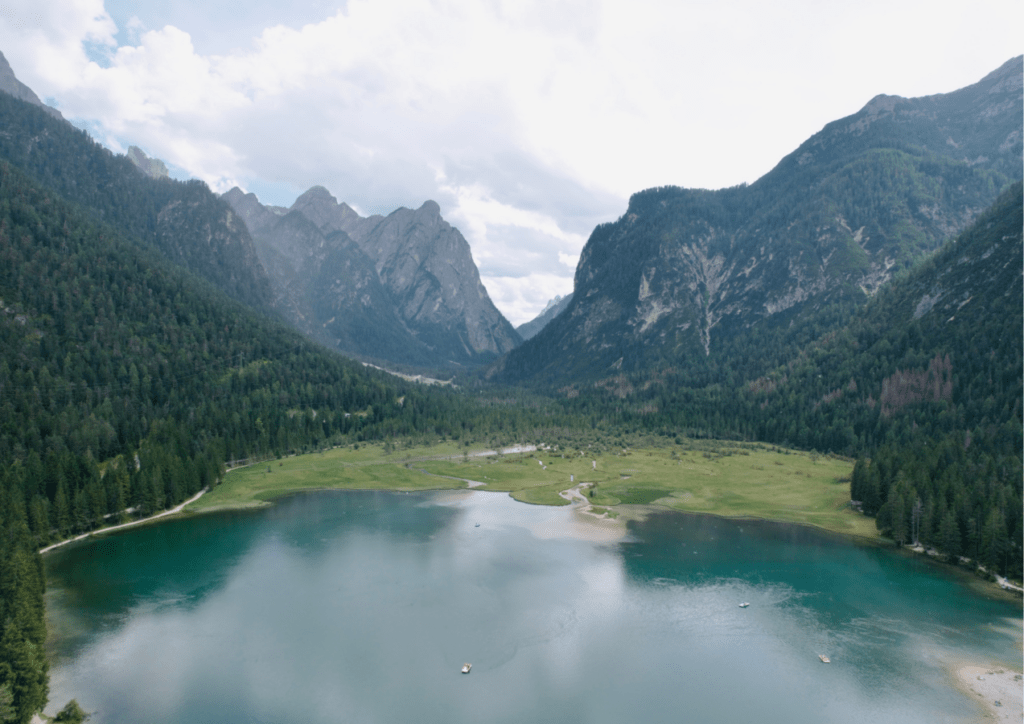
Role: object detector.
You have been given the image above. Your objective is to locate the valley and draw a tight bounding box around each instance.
[0,38,1019,724]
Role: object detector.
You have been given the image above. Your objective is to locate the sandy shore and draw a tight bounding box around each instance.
[953,664,1023,722]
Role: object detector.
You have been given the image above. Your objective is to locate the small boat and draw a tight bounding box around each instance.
[738,602,750,608]
[461,663,472,674]
[819,654,830,664]
[475,523,480,527]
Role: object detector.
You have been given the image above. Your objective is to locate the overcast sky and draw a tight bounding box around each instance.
[0,0,1020,325]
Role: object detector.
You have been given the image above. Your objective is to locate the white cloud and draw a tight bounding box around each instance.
[0,0,1020,324]
[482,273,575,328]
[558,252,580,270]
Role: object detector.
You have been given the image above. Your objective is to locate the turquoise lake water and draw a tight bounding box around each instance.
[44,490,1021,723]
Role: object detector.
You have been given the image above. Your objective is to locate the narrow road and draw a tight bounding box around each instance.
[39,487,209,555]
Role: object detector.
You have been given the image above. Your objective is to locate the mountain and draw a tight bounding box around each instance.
[0,83,274,313]
[517,293,573,341]
[223,186,521,369]
[494,57,1022,385]
[0,50,62,120]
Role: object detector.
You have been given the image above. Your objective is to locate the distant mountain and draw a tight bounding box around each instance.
[0,85,274,313]
[224,186,521,368]
[517,293,573,341]
[494,56,1023,385]
[0,50,62,120]
[127,145,169,179]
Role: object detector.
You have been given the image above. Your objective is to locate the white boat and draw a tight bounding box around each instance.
[819,654,830,664]
[461,663,472,674]
[738,602,750,608]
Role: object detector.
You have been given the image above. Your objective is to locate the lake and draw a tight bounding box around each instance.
[44,490,1021,723]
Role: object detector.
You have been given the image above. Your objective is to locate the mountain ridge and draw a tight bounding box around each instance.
[0,88,275,313]
[223,186,521,369]
[492,56,1022,386]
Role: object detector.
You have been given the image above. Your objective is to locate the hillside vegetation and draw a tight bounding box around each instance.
[537,184,1023,577]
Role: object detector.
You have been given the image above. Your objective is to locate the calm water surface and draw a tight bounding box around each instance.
[44,490,1021,723]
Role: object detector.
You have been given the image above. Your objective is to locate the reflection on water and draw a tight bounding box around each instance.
[44,491,1020,723]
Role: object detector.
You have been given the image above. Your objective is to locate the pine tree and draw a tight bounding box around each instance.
[939,510,962,563]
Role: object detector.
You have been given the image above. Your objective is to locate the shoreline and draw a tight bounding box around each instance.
[951,663,1024,722]
[38,487,209,555]
[184,480,1022,599]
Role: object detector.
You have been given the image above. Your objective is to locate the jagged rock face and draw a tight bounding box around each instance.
[224,186,520,368]
[496,57,1023,383]
[290,186,370,238]
[222,187,283,236]
[352,201,521,359]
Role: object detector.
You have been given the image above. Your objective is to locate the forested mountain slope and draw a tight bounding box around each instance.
[755,183,1023,575]
[0,92,273,312]
[494,57,1022,386]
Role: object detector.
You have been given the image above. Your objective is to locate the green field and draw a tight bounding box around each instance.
[187,442,468,512]
[187,441,879,539]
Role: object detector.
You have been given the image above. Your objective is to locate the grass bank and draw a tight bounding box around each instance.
[187,440,878,540]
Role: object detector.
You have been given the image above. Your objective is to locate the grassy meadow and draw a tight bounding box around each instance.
[187,440,879,539]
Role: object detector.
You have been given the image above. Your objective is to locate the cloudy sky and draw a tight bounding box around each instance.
[0,0,1020,325]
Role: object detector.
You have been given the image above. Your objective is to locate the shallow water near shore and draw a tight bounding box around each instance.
[44,490,1020,723]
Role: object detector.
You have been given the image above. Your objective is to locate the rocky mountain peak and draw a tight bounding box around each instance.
[222,187,280,236]
[224,187,521,368]
[291,185,363,236]
[417,199,441,217]
[294,185,337,205]
[980,54,1024,92]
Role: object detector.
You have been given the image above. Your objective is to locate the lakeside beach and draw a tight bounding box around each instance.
[953,664,1023,722]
